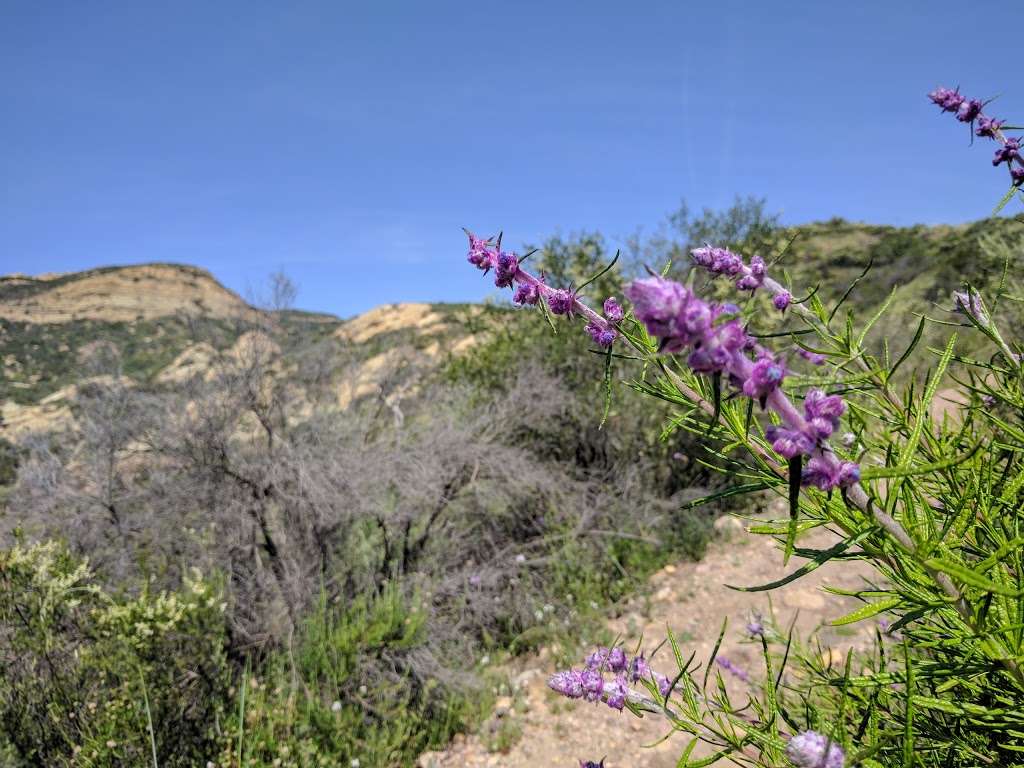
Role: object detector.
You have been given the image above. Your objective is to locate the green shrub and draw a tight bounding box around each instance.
[0,541,231,767]
[212,585,486,768]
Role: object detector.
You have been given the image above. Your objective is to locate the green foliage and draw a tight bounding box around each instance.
[0,541,231,767]
[586,219,1024,766]
[0,436,19,487]
[0,315,240,404]
[210,585,485,768]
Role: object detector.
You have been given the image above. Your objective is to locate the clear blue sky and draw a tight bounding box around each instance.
[1,1,1018,317]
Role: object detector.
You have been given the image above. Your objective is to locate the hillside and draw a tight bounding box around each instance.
[3,217,1022,421]
[0,263,257,324]
[0,263,486,443]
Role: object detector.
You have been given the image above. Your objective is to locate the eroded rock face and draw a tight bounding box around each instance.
[0,264,256,324]
[334,302,449,344]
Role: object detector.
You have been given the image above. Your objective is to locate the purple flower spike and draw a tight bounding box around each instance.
[736,255,766,291]
[603,296,624,324]
[628,654,650,683]
[956,98,983,123]
[512,281,540,306]
[766,425,814,459]
[715,656,750,683]
[746,614,765,637]
[802,455,860,491]
[580,761,605,768]
[953,289,989,326]
[773,291,791,312]
[607,647,628,673]
[797,347,825,365]
[804,389,846,427]
[580,668,605,702]
[1013,167,1024,187]
[586,321,617,347]
[652,671,672,698]
[625,276,696,352]
[928,86,965,113]
[549,669,585,699]
[465,230,493,270]
[785,730,846,768]
[494,250,519,288]
[548,288,576,316]
[743,357,786,401]
[603,676,628,711]
[976,115,1005,138]
[993,137,1021,166]
[625,277,688,331]
[837,461,860,486]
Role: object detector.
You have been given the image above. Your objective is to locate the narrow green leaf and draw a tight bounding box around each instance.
[829,255,874,323]
[890,316,926,379]
[831,596,902,626]
[728,531,871,592]
[899,334,956,469]
[706,371,722,435]
[860,443,980,479]
[924,557,1021,596]
[679,481,779,510]
[856,286,898,349]
[599,344,614,428]
[903,641,914,768]
[994,184,1019,215]
[702,618,728,691]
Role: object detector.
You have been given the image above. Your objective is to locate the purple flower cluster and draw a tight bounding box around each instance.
[625,273,858,490]
[714,655,750,683]
[785,730,846,768]
[929,86,1024,187]
[548,647,671,712]
[465,231,621,347]
[691,245,791,310]
[953,288,990,327]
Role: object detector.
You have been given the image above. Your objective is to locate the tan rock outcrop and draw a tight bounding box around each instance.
[0,264,256,324]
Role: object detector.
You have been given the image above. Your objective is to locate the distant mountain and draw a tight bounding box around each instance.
[0,261,485,449]
[0,263,256,324]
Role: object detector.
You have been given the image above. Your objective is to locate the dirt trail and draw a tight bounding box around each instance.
[419,511,875,768]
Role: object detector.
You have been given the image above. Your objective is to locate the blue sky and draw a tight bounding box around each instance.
[1,1,1018,317]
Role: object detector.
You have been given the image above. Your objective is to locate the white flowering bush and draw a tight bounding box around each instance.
[0,541,230,766]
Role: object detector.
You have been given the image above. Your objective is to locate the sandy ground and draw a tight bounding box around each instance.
[418,510,875,768]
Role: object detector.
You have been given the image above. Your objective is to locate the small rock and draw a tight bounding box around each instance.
[654,586,672,601]
[663,564,677,574]
[713,514,745,538]
[514,668,540,689]
[494,696,513,717]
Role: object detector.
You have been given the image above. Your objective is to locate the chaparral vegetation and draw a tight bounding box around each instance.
[1,88,1023,768]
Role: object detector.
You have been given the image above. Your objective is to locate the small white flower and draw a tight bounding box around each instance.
[514,554,526,563]
[350,760,361,768]
[331,700,342,712]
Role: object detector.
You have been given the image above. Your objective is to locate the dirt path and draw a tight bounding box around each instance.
[418,510,875,768]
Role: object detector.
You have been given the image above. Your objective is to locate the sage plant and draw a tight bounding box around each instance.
[460,90,1024,768]
[930,85,1024,209]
